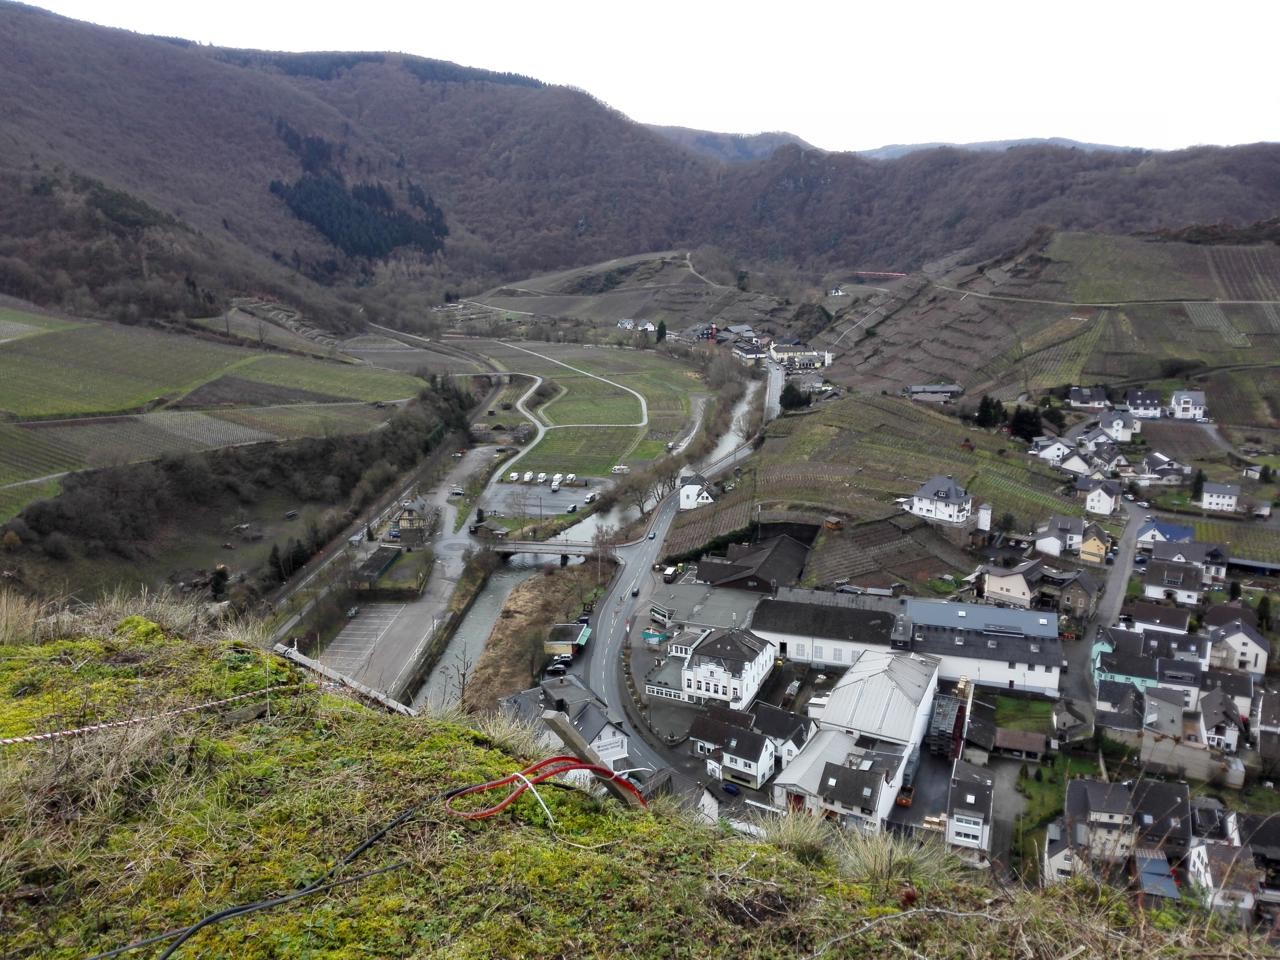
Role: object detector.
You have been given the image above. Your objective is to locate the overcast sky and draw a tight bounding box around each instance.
[32,0,1280,153]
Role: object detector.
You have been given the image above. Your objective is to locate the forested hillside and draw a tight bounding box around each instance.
[2,1,1279,332]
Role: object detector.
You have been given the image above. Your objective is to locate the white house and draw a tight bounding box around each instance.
[1151,541,1229,585]
[947,759,995,865]
[1185,843,1263,926]
[981,559,1041,608]
[1200,483,1239,513]
[1126,389,1164,419]
[1068,386,1110,410]
[1142,560,1205,606]
[1044,780,1136,883]
[1032,438,1074,464]
[1034,514,1084,557]
[644,628,775,712]
[907,475,972,525]
[1208,620,1269,679]
[1171,390,1207,420]
[689,713,776,790]
[1100,410,1139,443]
[1076,478,1121,516]
[1198,688,1245,754]
[769,343,834,368]
[499,675,630,772]
[1058,452,1093,476]
[679,473,717,511]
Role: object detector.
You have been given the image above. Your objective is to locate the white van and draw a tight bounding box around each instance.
[565,473,576,484]
[537,472,547,484]
[508,472,519,482]
[552,473,564,485]
[522,471,534,483]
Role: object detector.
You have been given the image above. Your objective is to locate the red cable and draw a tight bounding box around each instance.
[445,755,647,819]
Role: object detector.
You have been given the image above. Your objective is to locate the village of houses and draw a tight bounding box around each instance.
[498,378,1280,929]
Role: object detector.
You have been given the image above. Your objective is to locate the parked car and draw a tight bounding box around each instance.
[347,606,360,618]
[720,782,741,796]
[1123,493,1136,501]
[567,504,577,513]
[545,663,567,676]
[1137,501,1150,508]
[508,472,519,482]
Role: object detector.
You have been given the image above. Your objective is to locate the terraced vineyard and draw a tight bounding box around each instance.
[233,355,422,401]
[751,395,1080,529]
[1193,518,1280,564]
[0,404,404,521]
[1202,368,1280,427]
[0,324,252,416]
[1207,246,1280,300]
[1184,303,1250,347]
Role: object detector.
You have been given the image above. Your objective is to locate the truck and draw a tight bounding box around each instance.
[661,566,678,584]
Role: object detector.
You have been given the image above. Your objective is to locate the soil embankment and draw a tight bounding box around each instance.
[463,560,614,711]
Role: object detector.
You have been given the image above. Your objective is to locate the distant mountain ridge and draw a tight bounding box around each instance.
[2,1,1280,332]
[859,137,1139,160]
[644,125,817,163]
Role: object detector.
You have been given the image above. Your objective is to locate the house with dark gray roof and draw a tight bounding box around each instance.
[1151,541,1229,584]
[500,674,629,772]
[1142,560,1204,606]
[644,627,776,712]
[1125,388,1163,418]
[946,759,995,864]
[1201,482,1240,513]
[695,534,809,593]
[907,474,972,525]
[751,596,1062,696]
[1045,779,1134,884]
[770,728,907,833]
[687,712,775,790]
[750,702,816,770]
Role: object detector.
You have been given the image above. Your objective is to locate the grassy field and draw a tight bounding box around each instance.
[515,426,644,477]
[0,306,85,340]
[995,695,1055,733]
[456,341,704,475]
[538,375,642,425]
[0,319,423,418]
[6,607,1242,960]
[0,323,254,416]
[233,355,422,401]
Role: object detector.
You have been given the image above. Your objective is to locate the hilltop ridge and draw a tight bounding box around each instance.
[0,592,1262,958]
[2,2,1280,331]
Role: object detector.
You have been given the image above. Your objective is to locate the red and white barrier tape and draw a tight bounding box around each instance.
[0,684,296,747]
